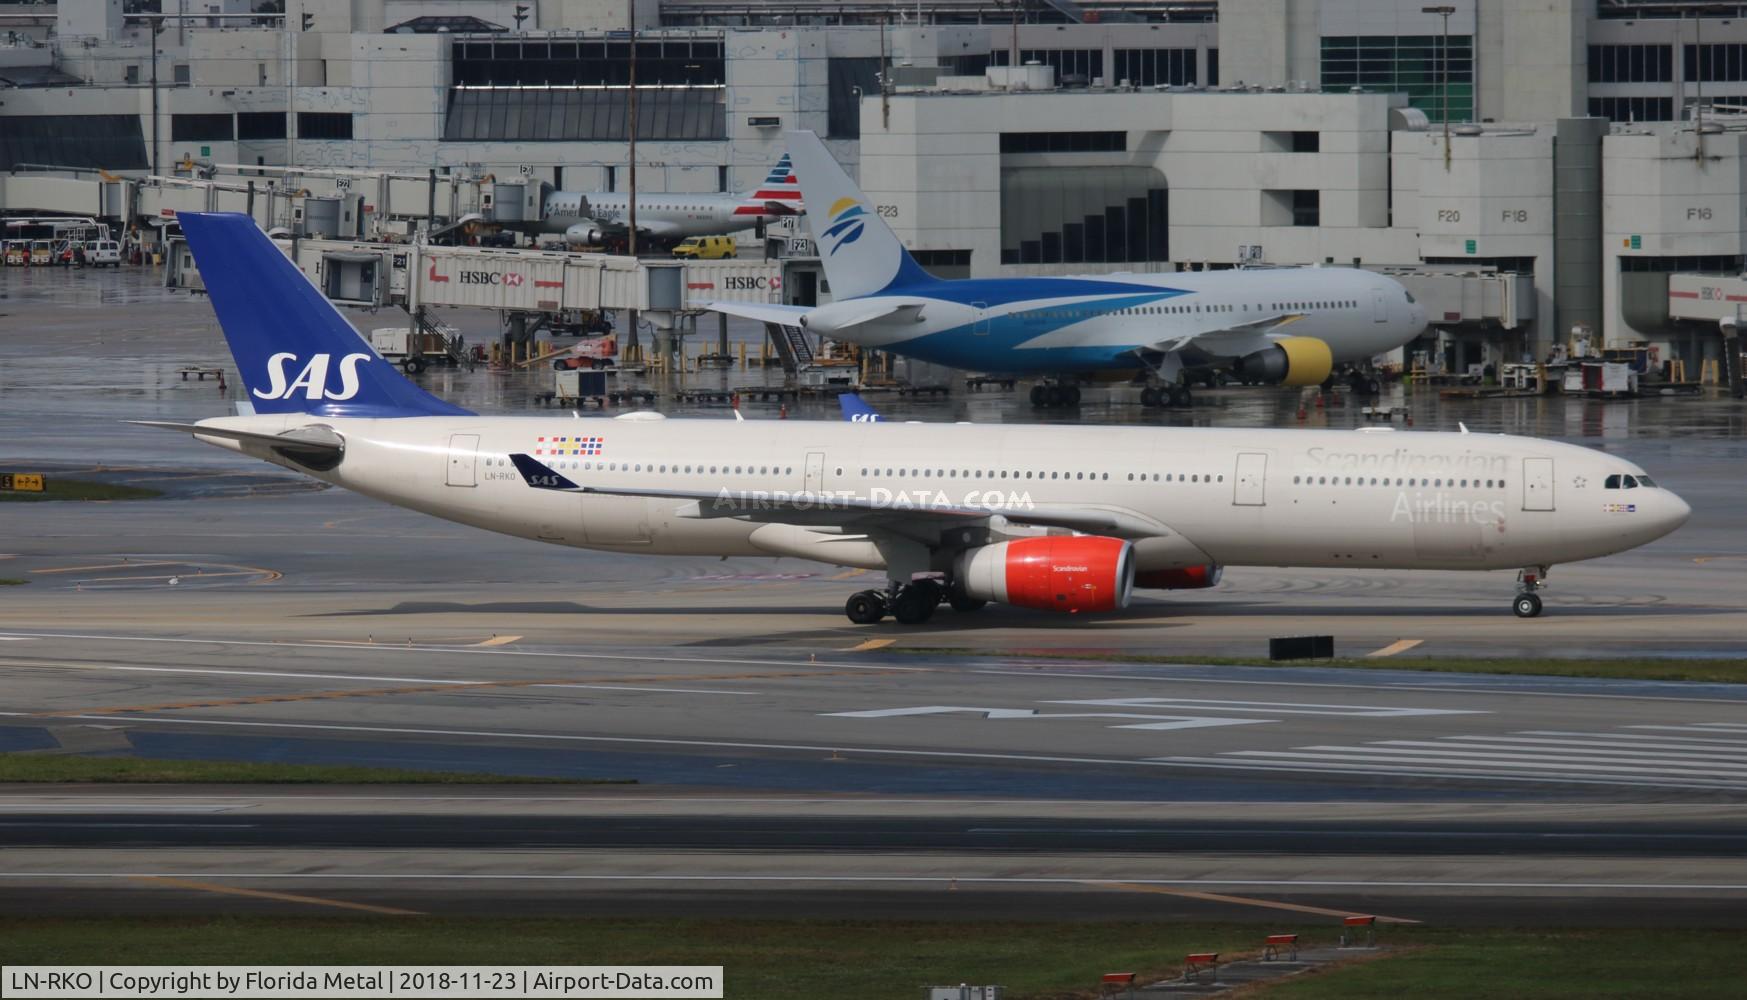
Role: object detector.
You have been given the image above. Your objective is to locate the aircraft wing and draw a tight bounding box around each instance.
[706,301,812,326]
[508,454,1166,539]
[1145,313,1305,358]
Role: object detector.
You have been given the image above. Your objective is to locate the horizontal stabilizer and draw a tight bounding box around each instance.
[705,300,812,326]
[129,420,343,455]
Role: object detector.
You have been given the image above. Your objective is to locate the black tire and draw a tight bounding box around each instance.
[892,584,939,625]
[1513,593,1543,619]
[1140,386,1161,408]
[401,358,420,373]
[1177,386,1193,408]
[1029,385,1046,407]
[1064,385,1081,407]
[1367,378,1383,395]
[845,591,886,625]
[412,358,430,374]
[553,360,567,370]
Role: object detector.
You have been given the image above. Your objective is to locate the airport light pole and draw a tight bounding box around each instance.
[1423,5,1455,171]
[626,0,637,259]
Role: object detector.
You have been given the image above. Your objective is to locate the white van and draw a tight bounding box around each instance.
[82,240,121,267]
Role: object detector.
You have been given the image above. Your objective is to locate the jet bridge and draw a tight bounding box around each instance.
[164,233,813,332]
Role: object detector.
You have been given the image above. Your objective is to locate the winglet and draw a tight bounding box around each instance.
[509,453,581,491]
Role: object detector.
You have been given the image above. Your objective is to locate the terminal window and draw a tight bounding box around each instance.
[0,114,147,172]
[297,113,353,140]
[237,112,287,141]
[999,131,1126,154]
[1587,96,1673,122]
[1321,34,1473,123]
[992,48,1105,86]
[1589,44,1673,83]
[451,37,724,88]
[1686,44,1747,82]
[1112,48,1198,87]
[171,113,234,142]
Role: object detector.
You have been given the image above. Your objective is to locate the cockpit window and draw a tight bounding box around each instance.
[1604,474,1620,489]
[1636,474,1656,487]
[1622,476,1638,489]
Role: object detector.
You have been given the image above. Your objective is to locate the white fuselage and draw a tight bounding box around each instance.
[807,267,1429,374]
[538,191,777,241]
[196,415,1688,577]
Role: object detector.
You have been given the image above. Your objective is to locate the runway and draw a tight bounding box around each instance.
[4,632,1747,924]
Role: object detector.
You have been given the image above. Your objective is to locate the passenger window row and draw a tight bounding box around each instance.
[1294,475,1507,489]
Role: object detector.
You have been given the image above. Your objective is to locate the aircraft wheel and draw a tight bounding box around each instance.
[1029,385,1047,407]
[1140,386,1161,408]
[1064,385,1082,407]
[1512,593,1543,619]
[402,358,420,373]
[891,584,940,625]
[1176,386,1193,408]
[845,591,887,625]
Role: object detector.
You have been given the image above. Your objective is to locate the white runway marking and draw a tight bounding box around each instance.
[0,659,758,697]
[1155,724,1747,790]
[825,705,1273,731]
[1052,697,1482,717]
[2,872,1743,892]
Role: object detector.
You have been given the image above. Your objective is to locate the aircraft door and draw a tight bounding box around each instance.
[973,301,990,336]
[1522,457,1555,511]
[1371,290,1388,322]
[445,434,479,487]
[805,451,825,493]
[1233,452,1267,506]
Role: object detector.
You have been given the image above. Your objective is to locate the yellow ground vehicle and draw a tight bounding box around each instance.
[28,241,52,266]
[671,235,736,260]
[3,243,26,267]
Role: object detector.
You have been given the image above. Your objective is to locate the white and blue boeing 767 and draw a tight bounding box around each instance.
[139,212,1685,625]
[709,131,1428,407]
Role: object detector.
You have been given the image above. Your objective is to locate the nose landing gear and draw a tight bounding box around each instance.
[1512,568,1547,618]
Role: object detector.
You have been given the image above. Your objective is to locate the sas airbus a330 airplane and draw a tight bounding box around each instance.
[534,154,801,248]
[710,132,1428,408]
[143,212,1688,625]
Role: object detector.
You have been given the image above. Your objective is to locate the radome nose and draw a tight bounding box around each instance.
[1665,492,1693,533]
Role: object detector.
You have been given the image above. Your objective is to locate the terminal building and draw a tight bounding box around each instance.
[6,0,1747,372]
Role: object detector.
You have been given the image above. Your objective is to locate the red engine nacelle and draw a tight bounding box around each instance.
[1133,564,1223,590]
[955,536,1135,613]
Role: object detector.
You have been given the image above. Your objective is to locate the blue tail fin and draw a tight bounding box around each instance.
[178,212,471,417]
[838,392,883,423]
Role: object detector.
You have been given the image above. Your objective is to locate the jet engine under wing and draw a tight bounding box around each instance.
[706,301,813,326]
[509,454,1168,538]
[1144,313,1305,359]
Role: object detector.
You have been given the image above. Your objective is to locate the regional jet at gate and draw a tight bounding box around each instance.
[140,212,1687,625]
[532,154,801,248]
[707,132,1427,408]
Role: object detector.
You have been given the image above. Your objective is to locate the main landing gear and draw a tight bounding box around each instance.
[1139,383,1193,409]
[1029,382,1081,408]
[1513,568,1547,618]
[845,579,988,625]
